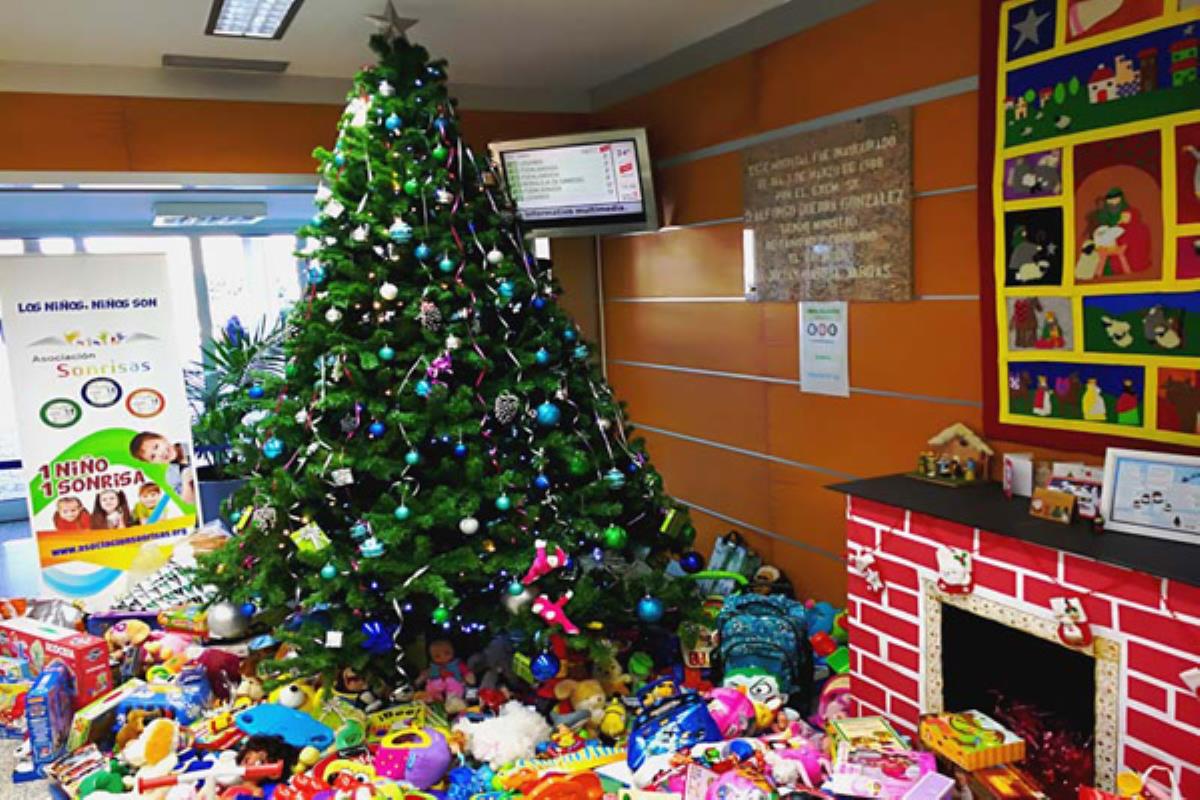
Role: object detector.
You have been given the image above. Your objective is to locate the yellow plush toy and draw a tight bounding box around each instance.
[269,681,322,716]
[552,678,608,731]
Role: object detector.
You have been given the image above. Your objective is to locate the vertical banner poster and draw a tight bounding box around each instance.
[799,301,850,397]
[0,254,198,605]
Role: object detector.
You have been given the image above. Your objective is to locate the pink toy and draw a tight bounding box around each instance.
[374,726,452,789]
[531,592,579,634]
[706,770,774,800]
[706,688,756,739]
[522,540,568,585]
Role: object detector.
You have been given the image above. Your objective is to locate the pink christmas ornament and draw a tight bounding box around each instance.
[531,591,579,634]
[521,539,568,585]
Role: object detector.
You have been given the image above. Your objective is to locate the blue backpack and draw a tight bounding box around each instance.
[715,594,813,704]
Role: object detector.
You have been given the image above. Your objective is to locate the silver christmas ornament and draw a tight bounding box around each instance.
[379,282,399,301]
[325,308,343,323]
[485,248,504,265]
[458,517,480,535]
[206,601,251,640]
[494,392,520,425]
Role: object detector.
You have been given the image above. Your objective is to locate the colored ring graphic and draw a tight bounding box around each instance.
[39,398,82,429]
[126,388,165,418]
[81,377,122,408]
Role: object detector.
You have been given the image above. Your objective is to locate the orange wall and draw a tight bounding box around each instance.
[0,92,585,174]
[591,0,1092,604]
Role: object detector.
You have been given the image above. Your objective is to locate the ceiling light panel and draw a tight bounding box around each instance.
[206,0,305,39]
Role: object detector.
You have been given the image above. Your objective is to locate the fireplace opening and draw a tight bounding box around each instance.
[941,603,1095,798]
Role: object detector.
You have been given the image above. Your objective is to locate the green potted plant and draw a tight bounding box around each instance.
[188,315,286,523]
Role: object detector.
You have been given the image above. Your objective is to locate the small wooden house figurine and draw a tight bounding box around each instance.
[917,423,994,485]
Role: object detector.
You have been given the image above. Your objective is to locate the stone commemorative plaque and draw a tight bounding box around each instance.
[744,109,912,302]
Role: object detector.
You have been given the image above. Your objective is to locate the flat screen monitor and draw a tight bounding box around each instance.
[490,128,658,237]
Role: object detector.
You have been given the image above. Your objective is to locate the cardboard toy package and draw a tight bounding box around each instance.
[919,711,1025,771]
[967,764,1050,799]
[829,716,909,754]
[25,660,75,772]
[0,617,110,708]
[67,679,146,752]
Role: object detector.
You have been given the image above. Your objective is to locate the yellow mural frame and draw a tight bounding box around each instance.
[993,0,1200,447]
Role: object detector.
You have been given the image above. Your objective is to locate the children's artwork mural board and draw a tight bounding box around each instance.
[982,0,1200,451]
[0,254,198,606]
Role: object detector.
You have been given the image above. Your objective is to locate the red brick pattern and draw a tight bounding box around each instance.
[845,498,1200,787]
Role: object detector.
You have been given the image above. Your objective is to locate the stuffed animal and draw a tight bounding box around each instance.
[551,678,608,730]
[115,708,153,752]
[105,619,151,652]
[467,635,525,692]
[269,681,321,716]
[592,656,631,697]
[417,639,474,714]
[453,701,551,769]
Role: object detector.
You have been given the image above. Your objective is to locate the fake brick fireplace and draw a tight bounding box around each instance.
[833,478,1200,796]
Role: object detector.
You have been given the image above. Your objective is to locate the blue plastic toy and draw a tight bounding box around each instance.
[235,703,333,750]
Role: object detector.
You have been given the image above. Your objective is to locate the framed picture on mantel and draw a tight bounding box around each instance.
[1099,447,1200,545]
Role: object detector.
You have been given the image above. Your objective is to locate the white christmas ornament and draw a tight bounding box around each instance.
[294,410,308,425]
[379,282,399,301]
[378,80,394,97]
[325,308,343,323]
[445,335,461,351]
[346,96,372,127]
[351,225,370,242]
[459,517,480,535]
[486,248,504,265]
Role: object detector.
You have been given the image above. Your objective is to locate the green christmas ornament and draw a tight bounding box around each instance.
[403,178,420,196]
[603,524,628,549]
[567,453,589,476]
[432,144,448,161]
[432,605,451,624]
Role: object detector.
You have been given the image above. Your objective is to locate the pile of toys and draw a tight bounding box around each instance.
[0,534,1174,800]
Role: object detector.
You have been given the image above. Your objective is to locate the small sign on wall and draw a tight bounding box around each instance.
[743,109,913,302]
[799,301,850,397]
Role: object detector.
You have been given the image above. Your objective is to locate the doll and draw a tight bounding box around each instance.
[335,666,383,712]
[418,639,475,713]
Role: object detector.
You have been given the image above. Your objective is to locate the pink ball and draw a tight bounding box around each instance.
[706,688,756,739]
[373,726,451,789]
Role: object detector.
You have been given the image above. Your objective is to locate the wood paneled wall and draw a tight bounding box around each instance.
[591,0,1092,603]
[0,92,585,174]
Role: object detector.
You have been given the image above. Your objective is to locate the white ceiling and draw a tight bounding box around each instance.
[0,0,789,91]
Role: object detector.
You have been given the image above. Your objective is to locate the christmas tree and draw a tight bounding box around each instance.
[196,31,696,685]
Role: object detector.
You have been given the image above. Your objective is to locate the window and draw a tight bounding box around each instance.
[200,234,302,335]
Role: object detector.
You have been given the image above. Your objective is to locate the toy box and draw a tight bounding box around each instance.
[67,678,145,752]
[0,655,31,682]
[967,764,1050,799]
[0,617,110,708]
[828,741,938,798]
[115,665,211,725]
[919,711,1025,771]
[0,682,30,738]
[26,660,75,772]
[829,716,909,754]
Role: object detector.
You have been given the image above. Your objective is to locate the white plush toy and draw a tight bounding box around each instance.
[452,701,551,769]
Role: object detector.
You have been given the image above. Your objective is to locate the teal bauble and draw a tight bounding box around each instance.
[495,494,512,512]
[378,345,396,361]
[404,449,420,466]
[573,344,589,360]
[507,580,525,596]
[535,347,551,365]
[563,327,578,343]
[393,505,411,521]
[604,468,626,488]
[536,402,561,427]
[320,563,338,580]
[438,256,455,274]
[637,595,664,623]
[262,437,284,459]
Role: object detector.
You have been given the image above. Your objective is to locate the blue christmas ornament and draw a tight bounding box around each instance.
[536,402,561,427]
[498,280,515,299]
[262,437,284,459]
[604,468,626,488]
[368,421,386,438]
[393,505,411,521]
[680,551,705,574]
[495,494,512,512]
[532,296,546,310]
[247,385,265,400]
[453,442,468,459]
[360,620,397,655]
[438,256,455,273]
[533,474,551,491]
[306,264,327,284]
[404,449,420,466]
[530,651,560,682]
[414,243,431,260]
[333,151,346,167]
[636,596,664,624]
[320,563,337,580]
[415,379,431,397]
[389,220,412,242]
[378,345,396,361]
[563,327,578,343]
[534,347,551,365]
[385,113,402,131]
[240,602,257,618]
[573,344,589,360]
[351,522,369,540]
